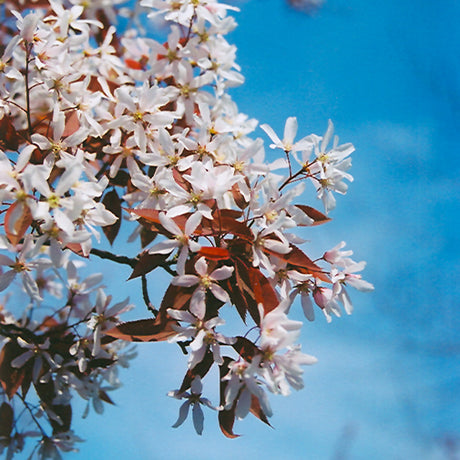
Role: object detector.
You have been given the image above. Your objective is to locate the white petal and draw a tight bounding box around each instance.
[210,265,234,281]
[209,284,230,304]
[190,288,206,318]
[172,401,190,428]
[171,275,199,287]
[192,403,204,435]
[283,117,298,145]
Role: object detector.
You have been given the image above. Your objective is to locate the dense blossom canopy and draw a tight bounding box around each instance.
[0,0,372,456]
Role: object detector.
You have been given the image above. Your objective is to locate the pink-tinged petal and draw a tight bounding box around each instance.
[313,287,332,309]
[190,330,206,352]
[184,212,202,235]
[53,110,65,141]
[211,343,223,365]
[263,239,291,254]
[55,166,82,196]
[283,117,298,146]
[209,284,230,304]
[204,316,225,329]
[191,376,203,395]
[20,13,39,42]
[194,257,208,276]
[166,204,192,218]
[235,387,251,419]
[188,344,207,369]
[16,145,36,171]
[190,288,206,318]
[192,403,204,435]
[0,255,15,266]
[172,274,199,287]
[301,293,315,321]
[172,401,190,428]
[159,213,181,236]
[167,308,195,323]
[210,265,234,281]
[188,240,201,252]
[30,133,51,150]
[149,239,179,254]
[176,246,189,275]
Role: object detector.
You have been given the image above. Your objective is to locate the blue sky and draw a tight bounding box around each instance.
[71,1,459,458]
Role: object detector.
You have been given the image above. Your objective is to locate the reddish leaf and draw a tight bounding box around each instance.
[0,115,19,151]
[0,341,26,399]
[232,336,260,362]
[295,204,332,226]
[232,258,261,324]
[273,245,330,283]
[128,252,169,279]
[200,211,252,241]
[0,402,14,439]
[218,358,240,438]
[179,350,214,393]
[102,189,122,245]
[64,242,87,257]
[140,226,158,248]
[226,276,248,323]
[248,266,279,315]
[105,318,177,342]
[125,58,143,70]
[4,201,32,246]
[218,406,239,439]
[125,208,188,233]
[99,389,115,405]
[231,183,248,209]
[157,283,194,321]
[198,247,230,260]
[87,75,119,95]
[62,110,80,137]
[249,395,272,427]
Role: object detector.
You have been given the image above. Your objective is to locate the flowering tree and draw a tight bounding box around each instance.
[0,0,373,457]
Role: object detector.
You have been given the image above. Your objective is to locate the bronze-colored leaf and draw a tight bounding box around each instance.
[62,110,80,137]
[249,394,272,427]
[248,266,279,315]
[102,189,122,245]
[0,115,19,151]
[179,350,214,393]
[4,201,32,246]
[0,341,26,399]
[105,319,177,342]
[218,358,240,438]
[232,336,259,362]
[295,204,332,226]
[273,245,330,283]
[0,402,14,439]
[128,252,168,279]
[99,389,115,405]
[198,247,230,261]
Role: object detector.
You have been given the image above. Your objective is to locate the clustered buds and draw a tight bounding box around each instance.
[0,0,372,456]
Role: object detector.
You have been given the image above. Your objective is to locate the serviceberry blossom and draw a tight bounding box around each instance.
[0,0,372,454]
[171,256,234,318]
[168,376,218,435]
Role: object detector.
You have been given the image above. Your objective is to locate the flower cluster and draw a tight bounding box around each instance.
[0,0,372,456]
